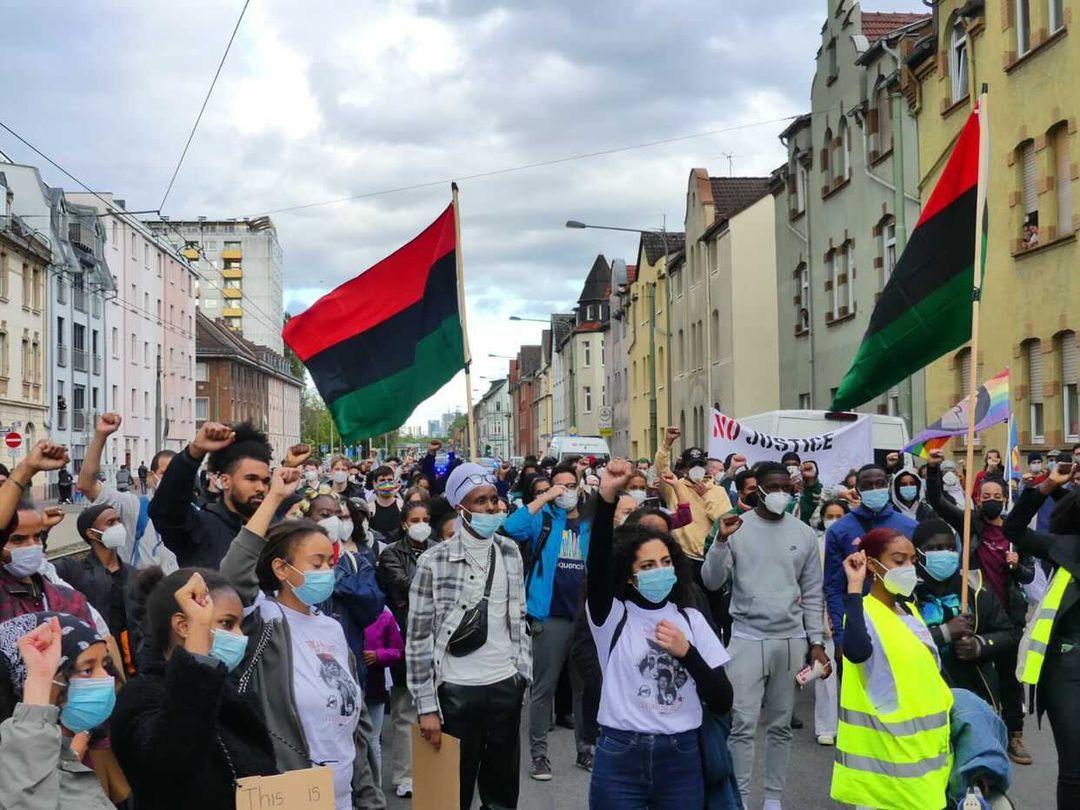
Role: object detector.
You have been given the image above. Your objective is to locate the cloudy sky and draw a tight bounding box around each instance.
[2,0,925,430]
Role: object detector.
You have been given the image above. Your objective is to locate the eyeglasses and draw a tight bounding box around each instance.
[457,473,496,488]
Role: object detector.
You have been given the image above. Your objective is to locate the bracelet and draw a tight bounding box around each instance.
[7,477,27,493]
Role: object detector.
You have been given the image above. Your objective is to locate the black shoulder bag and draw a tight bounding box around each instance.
[448,544,497,657]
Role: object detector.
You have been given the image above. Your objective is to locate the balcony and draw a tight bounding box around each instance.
[221,249,242,260]
[91,295,102,318]
[72,410,85,432]
[223,307,243,318]
[73,288,86,313]
[222,287,242,299]
[56,280,67,305]
[92,354,101,375]
[222,266,243,279]
[182,247,200,260]
[57,409,68,431]
[73,349,87,372]
[56,344,68,367]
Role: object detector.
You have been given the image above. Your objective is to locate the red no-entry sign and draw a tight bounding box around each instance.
[5,432,21,449]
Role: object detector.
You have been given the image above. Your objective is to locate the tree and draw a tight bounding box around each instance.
[282,314,307,380]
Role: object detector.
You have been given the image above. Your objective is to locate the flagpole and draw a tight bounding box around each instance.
[452,182,479,460]
[960,85,989,613]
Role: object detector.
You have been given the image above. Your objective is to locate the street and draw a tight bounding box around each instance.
[43,501,99,561]
[381,686,1059,809]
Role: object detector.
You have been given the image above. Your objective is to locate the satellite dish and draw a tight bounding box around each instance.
[610,259,627,288]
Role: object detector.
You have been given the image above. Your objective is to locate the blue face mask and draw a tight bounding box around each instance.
[634,566,677,604]
[209,629,249,672]
[921,550,960,582]
[4,545,44,578]
[461,509,505,539]
[860,488,890,512]
[899,484,919,503]
[60,676,116,732]
[287,564,336,606]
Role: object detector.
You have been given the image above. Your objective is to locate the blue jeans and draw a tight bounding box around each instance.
[589,726,704,810]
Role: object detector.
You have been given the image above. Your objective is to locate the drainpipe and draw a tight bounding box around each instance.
[647,281,658,454]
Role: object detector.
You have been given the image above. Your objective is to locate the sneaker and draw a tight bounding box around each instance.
[575,750,594,771]
[816,734,835,746]
[790,714,804,730]
[1007,732,1033,765]
[394,781,412,798]
[763,799,783,810]
[555,713,576,730]
[530,755,553,781]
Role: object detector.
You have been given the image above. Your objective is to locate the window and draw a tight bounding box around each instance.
[143,341,149,366]
[839,245,854,313]
[880,217,897,290]
[196,397,209,421]
[131,233,136,254]
[111,385,117,410]
[678,329,685,373]
[877,86,893,154]
[796,162,809,213]
[0,330,9,377]
[826,37,837,79]
[144,391,150,416]
[950,19,969,101]
[1025,339,1045,441]
[143,292,149,312]
[130,388,137,415]
[111,221,118,246]
[196,361,208,382]
[957,347,973,399]
[839,120,852,181]
[821,128,833,187]
[1016,0,1031,55]
[21,263,30,307]
[710,309,720,361]
[156,298,161,319]
[144,243,149,266]
[799,393,812,409]
[888,391,901,416]
[1060,331,1079,441]
[796,263,810,332]
[130,334,137,360]
[111,327,118,358]
[583,386,593,413]
[1052,124,1073,237]
[583,340,591,368]
[825,250,837,315]
[1050,0,1065,32]
[1019,140,1039,245]
[56,317,65,346]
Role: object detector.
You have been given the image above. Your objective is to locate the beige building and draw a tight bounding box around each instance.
[0,174,50,498]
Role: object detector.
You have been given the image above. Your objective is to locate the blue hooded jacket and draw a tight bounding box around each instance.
[823,502,917,647]
[502,503,591,622]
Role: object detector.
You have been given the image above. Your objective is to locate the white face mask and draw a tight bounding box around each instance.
[943,471,960,487]
[304,470,319,483]
[338,519,354,541]
[760,489,792,516]
[688,466,707,483]
[627,489,648,505]
[555,490,579,511]
[873,559,918,597]
[318,516,342,541]
[331,470,348,484]
[98,524,127,550]
[407,522,432,543]
[823,516,840,531]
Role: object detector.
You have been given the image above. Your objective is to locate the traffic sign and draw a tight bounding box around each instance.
[598,406,613,430]
[5,432,22,449]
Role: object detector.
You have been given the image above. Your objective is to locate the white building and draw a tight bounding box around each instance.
[552,256,610,438]
[67,193,198,469]
[474,378,512,459]
[147,216,284,353]
[258,346,303,463]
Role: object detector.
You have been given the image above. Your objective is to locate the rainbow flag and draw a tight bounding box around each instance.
[905,368,1011,458]
[1006,417,1021,481]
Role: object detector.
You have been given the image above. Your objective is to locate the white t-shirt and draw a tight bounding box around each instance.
[262,602,360,810]
[589,600,730,735]
[439,538,518,687]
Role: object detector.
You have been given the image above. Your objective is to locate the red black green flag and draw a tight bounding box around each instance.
[831,109,984,411]
[283,203,466,442]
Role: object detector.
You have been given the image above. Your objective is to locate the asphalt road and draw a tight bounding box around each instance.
[43,501,92,560]
[381,687,1060,809]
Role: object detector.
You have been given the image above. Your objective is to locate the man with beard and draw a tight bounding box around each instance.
[149,420,272,568]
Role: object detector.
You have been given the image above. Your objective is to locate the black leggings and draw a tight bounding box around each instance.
[1041,647,1080,809]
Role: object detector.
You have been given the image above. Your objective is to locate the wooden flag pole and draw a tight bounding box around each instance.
[960,85,990,614]
[452,182,479,460]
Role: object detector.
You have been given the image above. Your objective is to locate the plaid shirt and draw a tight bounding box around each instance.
[0,570,93,625]
[406,530,532,717]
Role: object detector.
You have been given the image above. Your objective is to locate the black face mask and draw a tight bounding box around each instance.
[981,500,1005,520]
[742,492,759,508]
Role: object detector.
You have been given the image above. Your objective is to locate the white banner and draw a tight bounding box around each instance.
[709,409,873,486]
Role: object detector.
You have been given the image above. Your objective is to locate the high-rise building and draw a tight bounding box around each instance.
[427,419,441,438]
[147,217,284,352]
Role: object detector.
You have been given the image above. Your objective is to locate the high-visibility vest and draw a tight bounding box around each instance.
[831,595,953,810]
[1017,566,1074,685]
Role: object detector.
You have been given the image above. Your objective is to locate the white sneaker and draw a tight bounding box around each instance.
[763,799,782,810]
[395,781,412,798]
[816,734,836,746]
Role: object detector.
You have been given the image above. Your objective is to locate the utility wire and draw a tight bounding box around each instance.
[158,0,251,212]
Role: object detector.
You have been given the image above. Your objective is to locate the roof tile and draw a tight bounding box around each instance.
[861,11,930,43]
[708,177,773,221]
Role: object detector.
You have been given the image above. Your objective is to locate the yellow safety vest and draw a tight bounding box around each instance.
[1017,566,1074,685]
[831,595,953,810]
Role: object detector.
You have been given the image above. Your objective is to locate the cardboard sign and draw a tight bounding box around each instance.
[235,767,334,810]
[412,725,461,810]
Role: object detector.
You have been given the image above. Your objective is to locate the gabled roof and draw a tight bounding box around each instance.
[518,344,542,377]
[578,255,612,303]
[641,231,685,265]
[708,177,773,221]
[861,12,930,43]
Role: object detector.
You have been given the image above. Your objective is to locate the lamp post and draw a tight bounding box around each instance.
[565,220,673,456]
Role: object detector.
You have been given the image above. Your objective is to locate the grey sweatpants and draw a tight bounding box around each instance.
[529,616,589,758]
[387,685,416,787]
[727,636,808,805]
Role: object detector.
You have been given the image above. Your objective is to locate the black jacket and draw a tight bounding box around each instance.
[53,552,139,644]
[376,536,426,684]
[924,465,1034,624]
[916,569,1020,712]
[148,447,246,569]
[111,647,277,810]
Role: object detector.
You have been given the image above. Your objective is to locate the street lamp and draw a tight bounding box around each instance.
[509,316,549,323]
[566,219,675,456]
[489,353,515,360]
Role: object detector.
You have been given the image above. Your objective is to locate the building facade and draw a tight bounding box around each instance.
[605,260,635,457]
[0,172,51,498]
[509,346,541,457]
[907,0,1078,455]
[147,216,284,353]
[474,378,512,459]
[195,312,303,458]
[68,193,198,467]
[626,232,682,461]
[772,2,930,432]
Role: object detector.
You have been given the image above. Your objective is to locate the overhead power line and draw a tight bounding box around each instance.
[158,0,252,212]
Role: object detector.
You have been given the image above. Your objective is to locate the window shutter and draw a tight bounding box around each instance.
[1056,127,1073,233]
[1062,332,1078,385]
[1021,141,1038,214]
[959,350,972,396]
[1028,341,1044,403]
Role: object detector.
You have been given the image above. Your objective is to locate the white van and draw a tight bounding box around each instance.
[737,410,910,466]
[546,435,612,464]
